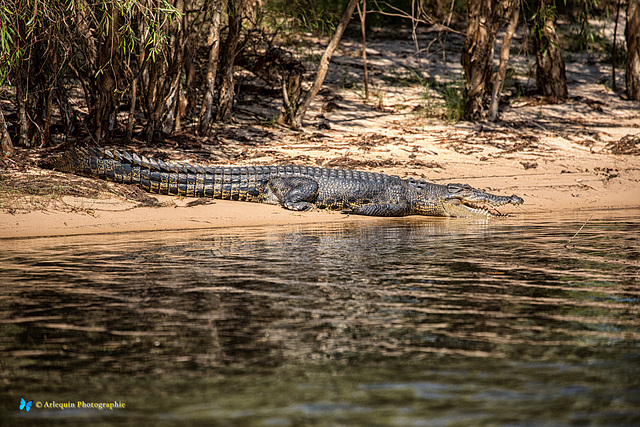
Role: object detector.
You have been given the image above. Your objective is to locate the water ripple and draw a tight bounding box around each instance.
[1,211,639,424]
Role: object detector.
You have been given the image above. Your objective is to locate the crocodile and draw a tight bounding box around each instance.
[45,147,524,218]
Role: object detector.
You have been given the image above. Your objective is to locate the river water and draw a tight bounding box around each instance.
[1,210,639,425]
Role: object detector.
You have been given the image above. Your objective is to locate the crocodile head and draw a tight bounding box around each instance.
[440,183,524,218]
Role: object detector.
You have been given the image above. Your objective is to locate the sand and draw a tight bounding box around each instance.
[2,137,638,239]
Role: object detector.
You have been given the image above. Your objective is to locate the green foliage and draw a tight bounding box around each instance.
[265,0,342,37]
[262,113,280,127]
[531,2,558,58]
[558,0,607,53]
[504,66,524,99]
[0,0,182,84]
[264,0,434,37]
[575,0,600,51]
[0,6,16,85]
[111,0,182,61]
[396,67,465,122]
[441,81,465,122]
[404,68,437,118]
[0,0,65,85]
[555,0,617,53]
[1,0,187,147]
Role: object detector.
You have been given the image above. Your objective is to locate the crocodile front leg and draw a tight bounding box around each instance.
[342,202,411,217]
[268,177,319,211]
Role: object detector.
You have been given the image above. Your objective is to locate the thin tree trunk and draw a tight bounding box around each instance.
[55,76,76,145]
[126,40,147,144]
[0,107,14,156]
[93,2,121,144]
[292,0,359,129]
[533,0,567,100]
[126,77,138,143]
[216,0,244,122]
[626,0,640,100]
[146,61,161,144]
[163,0,186,134]
[461,0,501,120]
[16,71,30,147]
[199,0,225,133]
[279,77,296,125]
[358,0,369,101]
[489,0,520,121]
[161,49,184,134]
[273,49,306,126]
[183,35,197,119]
[42,47,58,146]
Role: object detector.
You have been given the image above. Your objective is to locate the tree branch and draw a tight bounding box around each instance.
[292,0,359,129]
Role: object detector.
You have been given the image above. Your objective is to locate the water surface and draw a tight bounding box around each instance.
[1,211,639,425]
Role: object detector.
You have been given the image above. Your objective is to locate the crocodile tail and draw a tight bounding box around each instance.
[43,146,140,185]
[43,147,267,200]
[41,146,93,174]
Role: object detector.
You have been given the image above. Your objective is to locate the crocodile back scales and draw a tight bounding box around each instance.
[49,147,414,210]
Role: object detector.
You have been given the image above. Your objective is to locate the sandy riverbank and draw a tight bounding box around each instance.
[1,145,638,239]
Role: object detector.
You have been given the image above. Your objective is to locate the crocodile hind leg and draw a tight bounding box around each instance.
[268,177,319,211]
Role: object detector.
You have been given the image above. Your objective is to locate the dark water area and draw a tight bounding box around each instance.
[1,211,639,426]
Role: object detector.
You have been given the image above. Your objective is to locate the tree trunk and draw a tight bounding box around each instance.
[93,2,121,144]
[533,0,568,100]
[56,77,78,145]
[216,0,245,122]
[489,0,520,121]
[273,50,306,126]
[291,0,359,129]
[0,107,14,156]
[15,69,31,147]
[42,46,58,146]
[126,72,139,143]
[199,0,225,133]
[162,0,186,134]
[461,0,501,120]
[183,35,197,120]
[626,0,640,100]
[145,60,161,144]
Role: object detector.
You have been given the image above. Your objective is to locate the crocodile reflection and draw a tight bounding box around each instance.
[2,218,638,377]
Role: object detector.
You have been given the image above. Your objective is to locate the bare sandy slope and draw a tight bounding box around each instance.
[1,35,639,239]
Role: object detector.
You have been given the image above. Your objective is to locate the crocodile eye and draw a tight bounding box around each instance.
[446,183,465,193]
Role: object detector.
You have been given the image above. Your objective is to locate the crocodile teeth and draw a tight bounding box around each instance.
[463,202,511,217]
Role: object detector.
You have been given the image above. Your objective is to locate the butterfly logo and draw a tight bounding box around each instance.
[20,398,33,412]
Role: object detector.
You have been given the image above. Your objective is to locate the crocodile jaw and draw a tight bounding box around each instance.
[441,197,523,218]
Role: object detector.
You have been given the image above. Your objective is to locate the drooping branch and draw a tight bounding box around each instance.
[489,0,521,121]
[291,0,359,129]
[358,0,369,101]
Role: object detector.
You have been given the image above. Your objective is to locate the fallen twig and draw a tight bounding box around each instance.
[564,214,593,248]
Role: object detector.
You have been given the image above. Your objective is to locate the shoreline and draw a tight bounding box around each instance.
[2,176,639,239]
